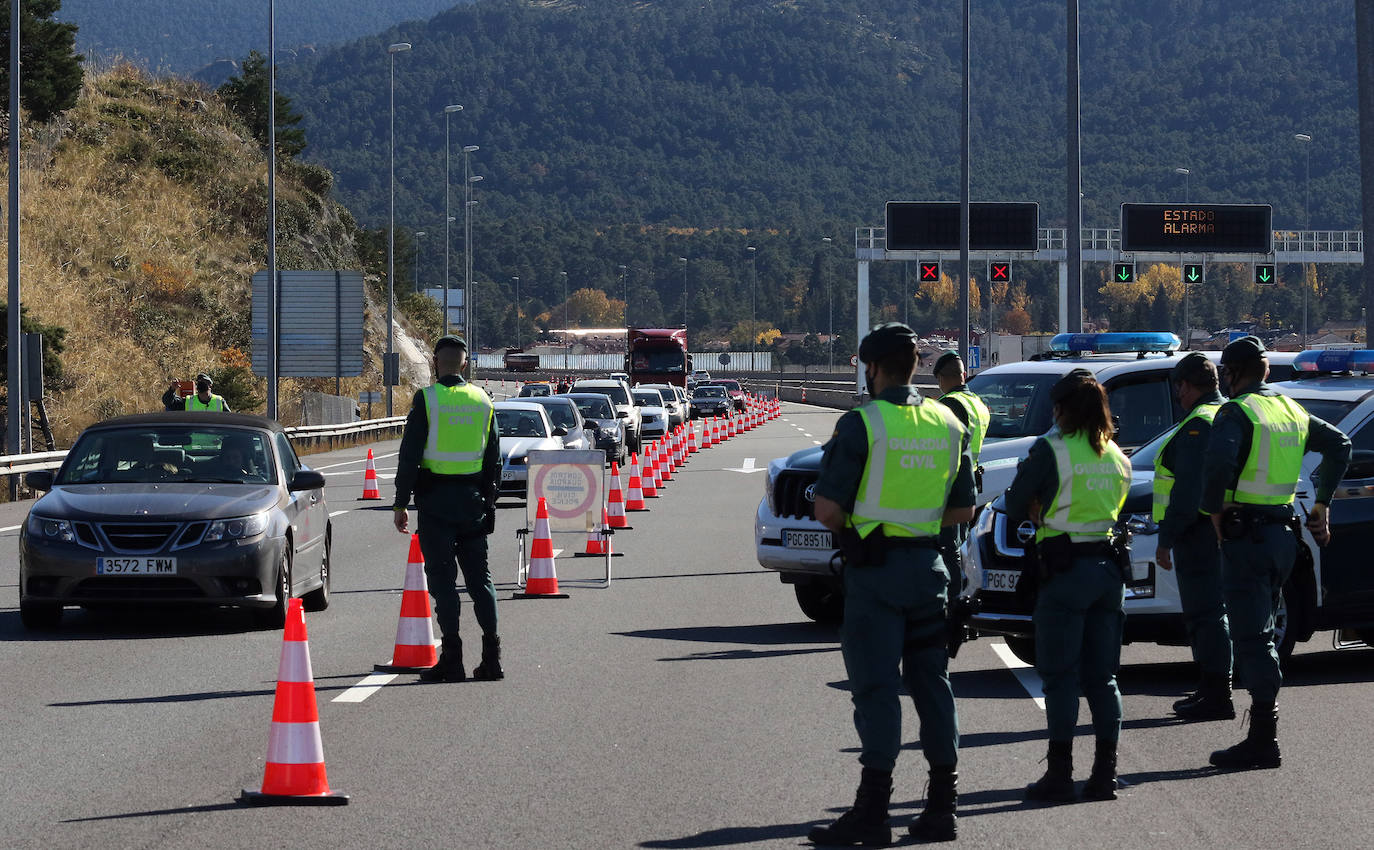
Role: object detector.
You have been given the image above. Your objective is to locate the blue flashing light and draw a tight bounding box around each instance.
[1292,350,1374,374]
[1048,332,1181,354]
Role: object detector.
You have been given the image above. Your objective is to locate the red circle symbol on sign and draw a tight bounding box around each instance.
[849,354,859,367]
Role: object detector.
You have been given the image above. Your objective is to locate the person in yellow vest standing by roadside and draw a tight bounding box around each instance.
[1003,369,1132,803]
[163,373,230,412]
[807,323,976,846]
[933,350,990,595]
[1201,336,1349,769]
[393,335,504,683]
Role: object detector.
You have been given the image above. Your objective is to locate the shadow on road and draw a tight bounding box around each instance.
[0,607,268,642]
[639,821,823,848]
[616,621,840,662]
[50,681,356,708]
[62,802,245,823]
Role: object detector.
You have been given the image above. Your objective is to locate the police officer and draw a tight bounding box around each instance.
[163,373,230,412]
[1003,369,1131,803]
[393,335,504,683]
[807,323,976,846]
[1153,353,1232,720]
[1201,335,1349,769]
[933,350,990,593]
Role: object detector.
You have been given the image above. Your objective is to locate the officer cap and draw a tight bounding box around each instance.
[1050,368,1095,403]
[433,335,468,355]
[858,322,918,364]
[1170,351,1214,387]
[195,372,213,385]
[933,350,963,377]
[1219,335,1265,368]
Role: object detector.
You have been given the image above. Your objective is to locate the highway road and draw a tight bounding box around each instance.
[2,401,1372,849]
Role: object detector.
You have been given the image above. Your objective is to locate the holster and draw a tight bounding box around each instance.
[1037,533,1076,577]
[838,526,867,569]
[946,595,981,659]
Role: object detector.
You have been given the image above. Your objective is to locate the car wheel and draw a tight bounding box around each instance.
[794,583,844,624]
[303,528,331,612]
[254,546,292,629]
[1004,635,1037,665]
[20,601,62,630]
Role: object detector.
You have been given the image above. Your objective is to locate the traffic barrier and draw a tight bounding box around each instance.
[514,498,569,598]
[374,535,438,673]
[239,598,348,806]
[625,454,648,511]
[606,461,631,529]
[359,448,381,500]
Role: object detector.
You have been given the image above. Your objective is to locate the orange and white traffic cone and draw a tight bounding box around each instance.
[515,498,569,598]
[240,598,348,806]
[651,440,666,488]
[702,418,715,448]
[359,448,381,500]
[641,446,659,498]
[687,423,699,455]
[659,438,674,481]
[607,461,631,529]
[374,535,438,673]
[576,509,621,558]
[625,454,648,511]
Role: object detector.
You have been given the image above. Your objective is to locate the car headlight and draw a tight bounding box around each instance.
[204,512,271,542]
[1124,513,1159,536]
[507,455,528,466]
[27,514,75,543]
[973,503,996,538]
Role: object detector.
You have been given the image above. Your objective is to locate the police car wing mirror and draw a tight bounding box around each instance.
[289,469,326,492]
[616,411,629,418]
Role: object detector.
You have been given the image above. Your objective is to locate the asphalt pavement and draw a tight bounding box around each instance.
[2,401,1372,849]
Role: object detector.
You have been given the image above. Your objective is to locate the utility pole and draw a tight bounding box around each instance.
[1357,0,1374,346]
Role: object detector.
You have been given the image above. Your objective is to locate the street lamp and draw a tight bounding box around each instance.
[1174,167,1190,203]
[512,276,521,349]
[560,270,569,370]
[1295,132,1313,347]
[747,246,757,369]
[413,231,426,292]
[821,236,833,371]
[386,40,411,417]
[619,264,628,325]
[443,104,463,335]
[679,257,688,331]
[462,145,480,354]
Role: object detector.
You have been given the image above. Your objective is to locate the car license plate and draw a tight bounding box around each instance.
[96,557,177,575]
[982,569,1020,592]
[501,470,519,481]
[784,529,834,550]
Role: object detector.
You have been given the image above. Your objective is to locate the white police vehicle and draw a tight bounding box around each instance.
[963,347,1374,663]
[755,332,1296,623]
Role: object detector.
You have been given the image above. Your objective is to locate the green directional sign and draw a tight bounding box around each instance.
[1183,263,1205,285]
[1113,262,1135,283]
[1254,264,1276,285]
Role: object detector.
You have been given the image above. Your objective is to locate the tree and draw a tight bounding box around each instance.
[217,50,306,158]
[0,0,83,123]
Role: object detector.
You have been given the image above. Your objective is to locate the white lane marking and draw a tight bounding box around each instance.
[312,451,400,471]
[332,672,398,703]
[725,457,765,474]
[329,510,350,518]
[812,440,822,445]
[0,524,21,532]
[802,433,813,438]
[323,470,395,479]
[990,641,1046,710]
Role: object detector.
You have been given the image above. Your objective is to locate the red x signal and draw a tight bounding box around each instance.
[990,263,1010,282]
[919,262,941,282]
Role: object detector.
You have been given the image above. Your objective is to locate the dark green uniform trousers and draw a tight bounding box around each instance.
[1173,519,1232,677]
[1034,555,1125,742]
[416,500,498,640]
[1220,521,1296,704]
[841,546,958,771]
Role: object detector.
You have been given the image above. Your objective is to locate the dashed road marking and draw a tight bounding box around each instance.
[0,524,21,532]
[990,641,1046,710]
[332,672,398,703]
[329,510,350,518]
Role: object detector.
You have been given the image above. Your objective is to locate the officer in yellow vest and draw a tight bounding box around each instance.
[1153,353,1233,720]
[1201,335,1349,769]
[933,350,991,596]
[808,323,976,846]
[1003,369,1132,803]
[162,373,230,412]
[393,335,504,683]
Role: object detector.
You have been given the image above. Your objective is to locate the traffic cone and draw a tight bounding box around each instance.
[606,461,631,529]
[514,498,569,598]
[673,426,685,466]
[802,386,807,403]
[239,598,348,806]
[649,440,665,490]
[625,454,648,511]
[576,509,622,558]
[659,437,674,481]
[687,423,699,454]
[703,418,715,448]
[359,448,381,500]
[641,445,659,498]
[374,535,438,673]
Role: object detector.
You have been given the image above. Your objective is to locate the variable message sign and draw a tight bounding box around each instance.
[886,202,1039,252]
[1120,204,1272,254]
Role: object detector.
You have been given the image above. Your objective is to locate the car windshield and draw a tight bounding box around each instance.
[518,384,551,397]
[496,409,550,438]
[57,426,276,485]
[577,383,629,406]
[694,386,727,398]
[631,349,686,372]
[571,397,614,419]
[536,401,578,430]
[965,372,1060,438]
[711,381,741,392]
[643,388,675,405]
[633,391,663,406]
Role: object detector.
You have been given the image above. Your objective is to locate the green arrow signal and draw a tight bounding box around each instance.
[1259,268,1271,282]
[1118,268,1131,281]
[1187,268,1201,282]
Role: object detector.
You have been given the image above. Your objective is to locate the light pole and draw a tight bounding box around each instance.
[561,270,569,370]
[1295,132,1313,347]
[1175,166,1191,202]
[462,145,479,352]
[443,104,463,334]
[679,257,688,331]
[512,276,521,349]
[413,231,425,292]
[821,236,834,371]
[619,264,628,325]
[385,41,411,417]
[747,246,757,369]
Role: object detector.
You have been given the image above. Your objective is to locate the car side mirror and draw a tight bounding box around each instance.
[584,424,598,432]
[617,411,629,418]
[289,469,326,492]
[552,426,569,437]
[25,470,54,491]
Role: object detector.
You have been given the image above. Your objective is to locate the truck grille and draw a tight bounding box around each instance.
[773,471,818,520]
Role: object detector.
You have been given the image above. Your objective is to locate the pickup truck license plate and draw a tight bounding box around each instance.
[784,529,834,550]
[97,557,177,576]
[982,569,1020,592]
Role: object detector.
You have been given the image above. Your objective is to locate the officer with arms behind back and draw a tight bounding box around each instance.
[163,373,230,412]
[393,335,505,683]
[807,323,976,846]
[1003,369,1132,803]
[1153,353,1233,721]
[1201,335,1349,769]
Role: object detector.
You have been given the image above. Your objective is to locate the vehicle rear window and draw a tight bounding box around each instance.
[496,409,550,438]
[633,391,663,406]
[694,386,727,398]
[572,397,613,419]
[965,372,1058,439]
[58,426,276,485]
[536,401,578,430]
[576,383,629,406]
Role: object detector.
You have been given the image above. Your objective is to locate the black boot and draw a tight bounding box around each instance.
[908,765,957,843]
[1081,738,1118,801]
[472,634,504,681]
[1171,677,1204,713]
[1024,740,1076,803]
[807,767,893,847]
[419,638,465,683]
[1175,673,1235,721]
[1210,701,1281,769]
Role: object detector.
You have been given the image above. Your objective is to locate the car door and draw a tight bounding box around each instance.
[275,433,320,580]
[1102,372,1177,452]
[1316,409,1374,614]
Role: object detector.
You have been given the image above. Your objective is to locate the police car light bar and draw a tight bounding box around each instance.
[1292,350,1374,374]
[1048,332,1181,354]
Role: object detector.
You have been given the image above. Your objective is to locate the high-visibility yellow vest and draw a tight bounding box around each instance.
[1223,393,1309,506]
[420,383,493,475]
[940,388,991,460]
[1152,402,1221,522]
[1038,431,1131,543]
[185,393,225,412]
[852,399,964,539]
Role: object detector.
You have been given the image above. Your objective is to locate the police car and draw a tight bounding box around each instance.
[963,347,1374,663]
[755,332,1295,623]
